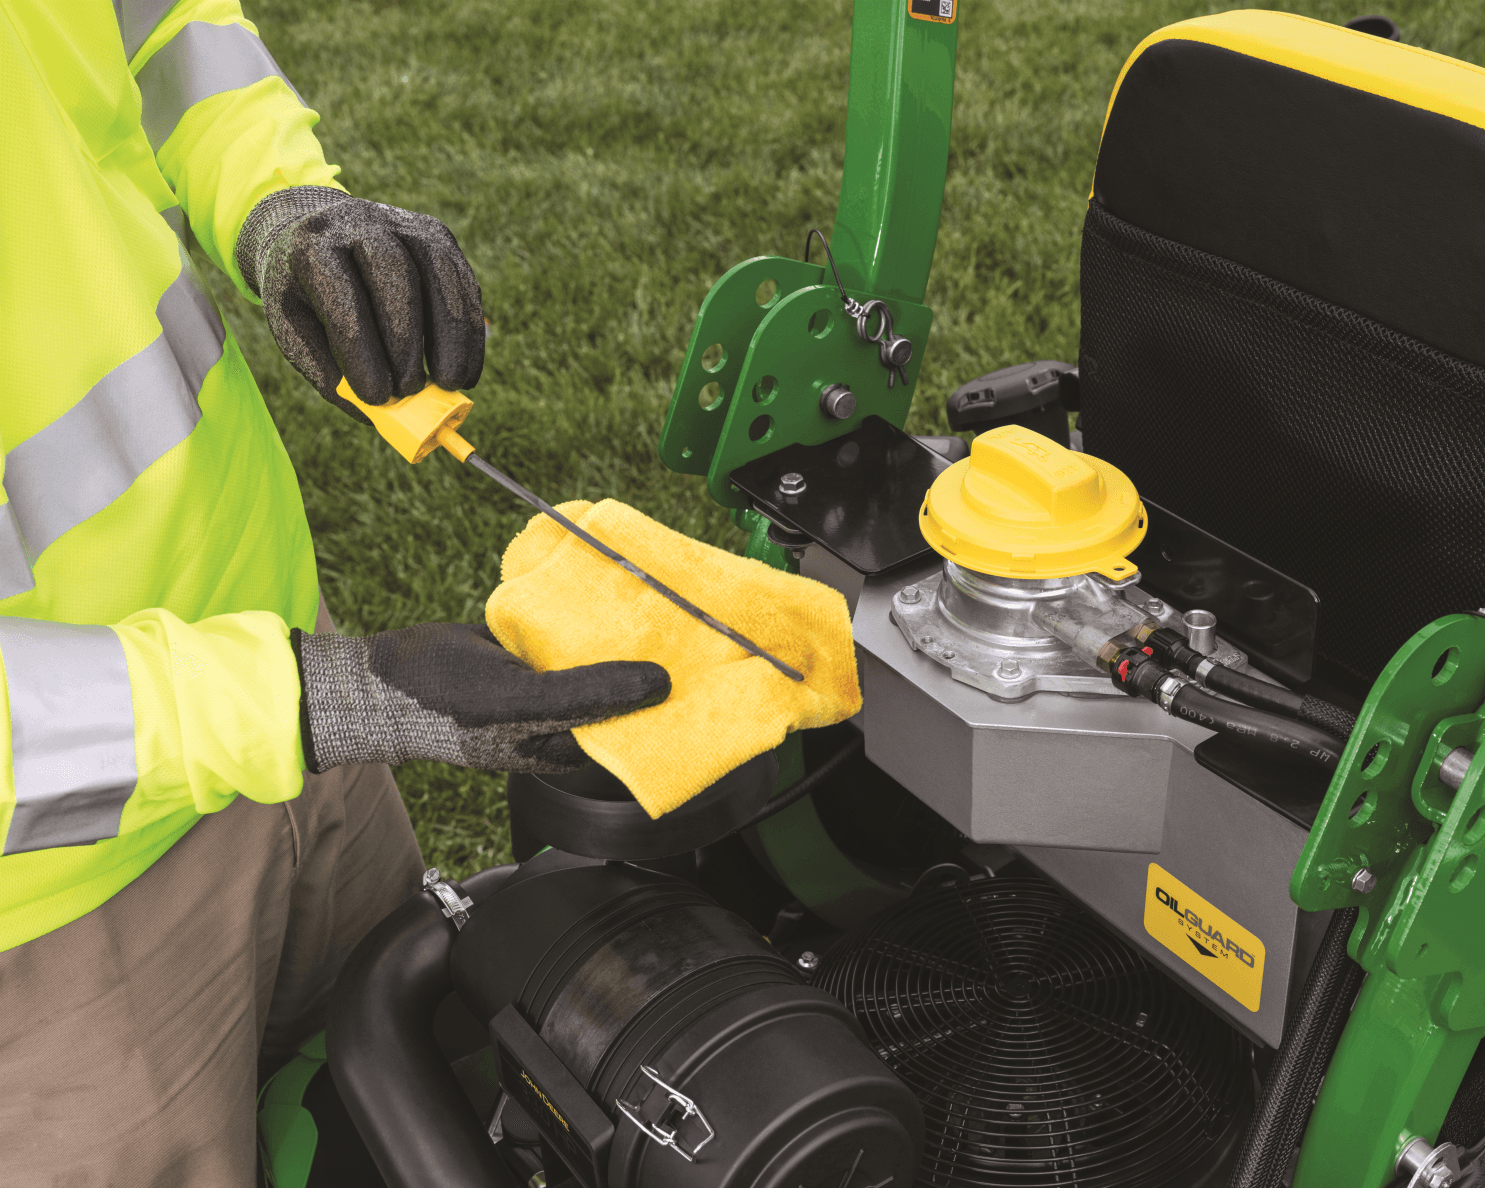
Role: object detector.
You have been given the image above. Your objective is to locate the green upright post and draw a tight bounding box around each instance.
[1290,614,1485,1186]
[830,4,957,303]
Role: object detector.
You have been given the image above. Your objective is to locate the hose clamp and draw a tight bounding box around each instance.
[616,1065,717,1162]
[1194,657,1221,684]
[1155,674,1189,714]
[422,867,474,931]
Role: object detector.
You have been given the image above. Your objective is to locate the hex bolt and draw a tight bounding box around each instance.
[1352,867,1378,894]
[899,585,921,604]
[819,383,857,420]
[797,950,820,973]
[1145,599,1166,616]
[998,658,1022,679]
[778,472,807,497]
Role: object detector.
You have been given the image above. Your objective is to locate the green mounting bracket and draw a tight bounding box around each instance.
[1290,614,1485,1188]
[659,2,957,508]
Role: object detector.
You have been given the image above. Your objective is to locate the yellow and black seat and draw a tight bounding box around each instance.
[1080,11,1485,692]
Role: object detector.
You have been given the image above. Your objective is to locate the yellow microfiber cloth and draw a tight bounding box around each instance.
[485,499,862,818]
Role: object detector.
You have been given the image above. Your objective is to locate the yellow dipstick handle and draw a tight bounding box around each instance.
[336,377,806,682]
[336,378,476,463]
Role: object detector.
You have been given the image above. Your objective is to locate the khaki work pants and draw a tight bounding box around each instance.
[0,606,425,1188]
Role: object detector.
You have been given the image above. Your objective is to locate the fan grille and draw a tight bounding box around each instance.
[814,875,1251,1188]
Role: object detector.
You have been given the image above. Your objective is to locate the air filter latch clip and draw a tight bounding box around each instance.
[616,1065,716,1162]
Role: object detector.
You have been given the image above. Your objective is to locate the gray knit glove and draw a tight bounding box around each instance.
[294,623,670,774]
[236,186,484,422]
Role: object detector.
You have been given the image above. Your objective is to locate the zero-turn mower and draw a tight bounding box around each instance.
[260,7,1485,1188]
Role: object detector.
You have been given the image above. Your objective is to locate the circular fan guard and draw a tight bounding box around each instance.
[814,876,1251,1188]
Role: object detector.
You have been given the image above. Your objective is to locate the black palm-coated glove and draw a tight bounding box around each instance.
[236,186,485,423]
[294,623,670,774]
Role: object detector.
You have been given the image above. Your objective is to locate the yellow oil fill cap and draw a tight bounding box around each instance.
[919,425,1147,580]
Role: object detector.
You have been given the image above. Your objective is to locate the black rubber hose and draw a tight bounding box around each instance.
[1228,908,1364,1188]
[1170,685,1345,771]
[327,865,520,1188]
[738,731,865,831]
[1148,628,1357,741]
[1201,663,1304,717]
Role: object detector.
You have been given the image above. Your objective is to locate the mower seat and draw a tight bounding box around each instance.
[1078,10,1485,693]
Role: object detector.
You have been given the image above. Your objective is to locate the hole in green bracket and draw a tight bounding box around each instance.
[753,376,778,405]
[808,308,833,338]
[681,447,693,459]
[749,415,773,443]
[698,382,723,411]
[1466,805,1485,845]
[1361,740,1389,779]
[1349,790,1375,825]
[701,343,727,372]
[1450,853,1478,893]
[1434,647,1461,684]
[755,279,778,307]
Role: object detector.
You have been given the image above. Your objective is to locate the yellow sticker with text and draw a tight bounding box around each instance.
[909,0,957,24]
[1144,863,1265,1012]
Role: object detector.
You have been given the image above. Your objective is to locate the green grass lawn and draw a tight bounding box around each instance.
[215,0,1483,877]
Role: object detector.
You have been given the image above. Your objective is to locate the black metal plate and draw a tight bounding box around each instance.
[1194,736,1331,829]
[1131,500,1320,685]
[729,416,950,575]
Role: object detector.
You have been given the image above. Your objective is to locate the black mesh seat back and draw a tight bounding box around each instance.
[1079,12,1485,685]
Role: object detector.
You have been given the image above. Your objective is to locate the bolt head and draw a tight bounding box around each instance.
[422,868,441,889]
[1146,599,1166,615]
[1352,867,1378,894]
[779,472,806,497]
[797,950,820,972]
[899,584,921,604]
[998,658,1022,678]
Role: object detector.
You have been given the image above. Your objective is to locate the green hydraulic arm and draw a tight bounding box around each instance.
[660,2,960,924]
[1291,614,1485,1188]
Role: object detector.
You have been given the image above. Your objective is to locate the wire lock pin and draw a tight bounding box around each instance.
[805,229,913,387]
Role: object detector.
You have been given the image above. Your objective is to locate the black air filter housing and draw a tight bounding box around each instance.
[451,850,923,1188]
[814,875,1251,1188]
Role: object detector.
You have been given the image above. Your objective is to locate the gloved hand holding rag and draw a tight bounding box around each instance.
[487,499,863,817]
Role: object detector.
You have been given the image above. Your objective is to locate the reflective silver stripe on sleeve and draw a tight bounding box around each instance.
[3,251,224,565]
[160,204,187,245]
[0,507,36,602]
[0,620,137,855]
[115,0,181,61]
[136,21,304,151]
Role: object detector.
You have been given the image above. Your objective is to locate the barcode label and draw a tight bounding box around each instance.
[909,0,956,23]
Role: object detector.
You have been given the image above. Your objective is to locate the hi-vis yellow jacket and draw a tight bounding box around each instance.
[0,1,343,949]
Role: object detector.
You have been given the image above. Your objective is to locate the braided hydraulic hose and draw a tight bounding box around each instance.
[1228,908,1364,1188]
[1147,628,1357,742]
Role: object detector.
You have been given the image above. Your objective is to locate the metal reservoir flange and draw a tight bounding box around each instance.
[893,427,1245,699]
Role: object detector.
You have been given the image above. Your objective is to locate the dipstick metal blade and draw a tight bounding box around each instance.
[466,453,805,682]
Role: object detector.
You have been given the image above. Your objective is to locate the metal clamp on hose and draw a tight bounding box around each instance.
[421,867,473,931]
[616,1065,717,1163]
